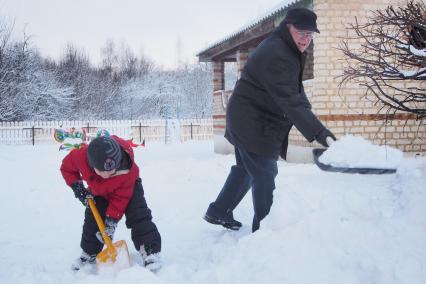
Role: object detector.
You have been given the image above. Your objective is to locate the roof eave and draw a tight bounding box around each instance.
[197,0,312,62]
[198,21,275,62]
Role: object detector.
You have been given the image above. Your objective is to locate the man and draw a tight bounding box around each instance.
[204,7,336,232]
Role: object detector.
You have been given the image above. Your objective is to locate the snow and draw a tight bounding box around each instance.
[399,67,426,78]
[410,45,426,57]
[1,141,425,284]
[319,135,403,169]
[166,119,182,143]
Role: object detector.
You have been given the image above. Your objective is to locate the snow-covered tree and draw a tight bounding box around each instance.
[0,23,74,121]
[0,21,212,121]
[176,63,212,118]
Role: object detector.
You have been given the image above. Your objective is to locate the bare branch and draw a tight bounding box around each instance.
[338,1,426,122]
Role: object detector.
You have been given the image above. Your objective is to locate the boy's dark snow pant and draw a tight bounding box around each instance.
[81,178,161,256]
[213,147,278,232]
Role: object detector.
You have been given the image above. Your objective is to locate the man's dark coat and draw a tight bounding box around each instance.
[225,22,326,159]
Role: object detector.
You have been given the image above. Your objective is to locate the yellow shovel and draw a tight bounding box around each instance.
[87,198,130,264]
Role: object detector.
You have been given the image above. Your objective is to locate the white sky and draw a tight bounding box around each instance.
[0,0,285,69]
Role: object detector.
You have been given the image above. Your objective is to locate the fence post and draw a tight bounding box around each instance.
[85,121,98,139]
[22,125,43,146]
[130,122,149,143]
[189,122,200,140]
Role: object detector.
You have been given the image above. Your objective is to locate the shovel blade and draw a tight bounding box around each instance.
[312,148,397,174]
[96,240,130,265]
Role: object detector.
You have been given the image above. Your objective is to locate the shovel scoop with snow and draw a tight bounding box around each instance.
[87,198,131,267]
[312,135,400,174]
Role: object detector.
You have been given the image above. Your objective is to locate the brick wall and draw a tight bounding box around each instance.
[303,44,314,81]
[288,0,425,153]
[213,62,224,92]
[237,49,249,79]
[212,0,425,154]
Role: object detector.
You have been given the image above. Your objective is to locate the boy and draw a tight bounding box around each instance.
[60,135,161,271]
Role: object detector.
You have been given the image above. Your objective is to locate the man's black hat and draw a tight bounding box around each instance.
[87,136,122,171]
[282,7,320,33]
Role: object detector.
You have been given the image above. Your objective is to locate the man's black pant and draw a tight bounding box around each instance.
[81,178,161,255]
[213,147,278,232]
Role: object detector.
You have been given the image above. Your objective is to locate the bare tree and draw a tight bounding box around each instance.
[0,21,210,121]
[138,50,155,78]
[100,39,119,76]
[339,1,426,120]
[0,19,14,67]
[177,63,212,118]
[118,42,139,80]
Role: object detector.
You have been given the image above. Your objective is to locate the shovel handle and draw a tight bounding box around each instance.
[87,198,115,251]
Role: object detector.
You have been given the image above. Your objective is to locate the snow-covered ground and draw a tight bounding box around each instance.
[0,141,425,284]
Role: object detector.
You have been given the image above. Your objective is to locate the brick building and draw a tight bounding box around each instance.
[198,0,426,161]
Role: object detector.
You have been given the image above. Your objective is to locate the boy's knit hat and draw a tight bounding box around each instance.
[87,136,122,171]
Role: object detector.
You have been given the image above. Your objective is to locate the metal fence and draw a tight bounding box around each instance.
[0,119,213,145]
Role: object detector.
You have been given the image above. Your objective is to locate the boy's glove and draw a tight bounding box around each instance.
[315,128,336,147]
[96,216,118,243]
[70,181,93,207]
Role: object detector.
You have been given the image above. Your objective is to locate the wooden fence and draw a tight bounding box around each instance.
[0,119,213,145]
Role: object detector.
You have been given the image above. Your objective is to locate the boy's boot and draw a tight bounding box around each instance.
[71,251,96,271]
[204,203,242,230]
[140,245,161,272]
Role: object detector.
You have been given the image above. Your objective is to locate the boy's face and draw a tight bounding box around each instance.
[94,168,117,179]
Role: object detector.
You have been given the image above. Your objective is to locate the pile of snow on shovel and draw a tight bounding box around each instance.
[319,135,403,169]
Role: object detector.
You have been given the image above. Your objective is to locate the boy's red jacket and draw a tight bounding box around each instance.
[60,135,140,220]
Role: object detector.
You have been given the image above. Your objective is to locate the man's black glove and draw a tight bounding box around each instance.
[315,128,336,147]
[70,181,93,207]
[96,216,118,243]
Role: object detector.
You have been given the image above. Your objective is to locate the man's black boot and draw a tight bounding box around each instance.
[204,203,242,230]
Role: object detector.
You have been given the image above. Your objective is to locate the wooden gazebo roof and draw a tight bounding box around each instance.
[197,0,312,62]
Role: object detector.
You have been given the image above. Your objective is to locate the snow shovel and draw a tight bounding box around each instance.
[312,137,397,175]
[87,198,131,265]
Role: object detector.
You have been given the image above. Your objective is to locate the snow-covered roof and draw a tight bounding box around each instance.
[197,0,302,59]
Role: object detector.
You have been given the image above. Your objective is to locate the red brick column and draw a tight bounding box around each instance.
[236,49,249,79]
[213,61,224,91]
